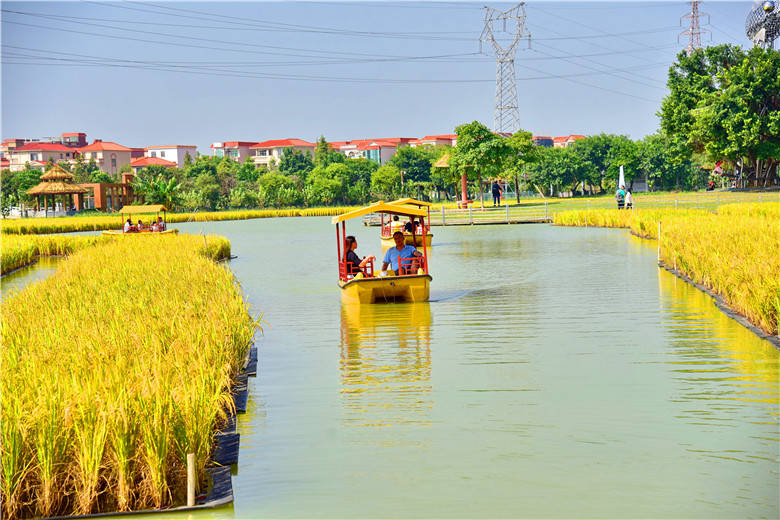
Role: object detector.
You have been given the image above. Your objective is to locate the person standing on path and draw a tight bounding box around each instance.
[491,179,502,207]
[625,189,633,210]
[615,185,626,210]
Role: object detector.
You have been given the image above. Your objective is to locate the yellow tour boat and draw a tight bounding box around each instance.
[380,198,434,248]
[334,202,432,304]
[102,204,179,235]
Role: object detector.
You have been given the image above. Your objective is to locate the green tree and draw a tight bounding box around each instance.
[237,157,259,182]
[279,149,314,178]
[503,130,540,202]
[688,46,780,185]
[258,172,301,207]
[370,165,402,200]
[194,173,220,210]
[132,172,182,209]
[314,136,344,167]
[659,45,745,165]
[89,170,114,183]
[389,146,434,184]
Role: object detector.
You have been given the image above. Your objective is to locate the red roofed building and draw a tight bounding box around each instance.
[553,135,586,148]
[130,156,177,173]
[7,142,78,171]
[1,157,10,169]
[77,140,134,174]
[251,138,316,167]
[211,141,256,163]
[328,137,415,164]
[409,134,457,147]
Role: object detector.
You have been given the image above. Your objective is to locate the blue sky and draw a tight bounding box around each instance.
[1,1,756,153]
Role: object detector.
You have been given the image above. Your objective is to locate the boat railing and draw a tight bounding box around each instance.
[339,257,375,281]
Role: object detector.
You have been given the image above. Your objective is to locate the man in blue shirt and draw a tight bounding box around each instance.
[382,231,423,274]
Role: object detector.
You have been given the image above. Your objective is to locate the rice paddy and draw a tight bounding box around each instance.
[0,235,257,519]
[554,203,780,336]
[1,234,231,275]
[0,206,359,235]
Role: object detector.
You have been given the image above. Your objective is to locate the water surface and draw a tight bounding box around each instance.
[8,218,779,518]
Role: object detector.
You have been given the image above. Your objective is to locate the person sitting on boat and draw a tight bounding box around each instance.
[344,235,375,277]
[382,231,422,275]
[137,219,144,230]
[123,218,133,233]
[390,215,403,233]
[157,216,166,231]
[403,218,417,233]
[151,221,159,232]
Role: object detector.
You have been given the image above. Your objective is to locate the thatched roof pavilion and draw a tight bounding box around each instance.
[26,165,88,214]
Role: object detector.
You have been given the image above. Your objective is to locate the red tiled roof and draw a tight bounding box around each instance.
[533,136,552,140]
[0,157,10,167]
[211,141,257,148]
[131,156,177,167]
[146,145,197,149]
[554,135,586,142]
[419,134,457,141]
[79,140,132,152]
[251,138,316,149]
[61,132,85,137]
[14,142,73,152]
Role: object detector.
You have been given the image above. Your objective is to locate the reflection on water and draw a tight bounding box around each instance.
[1,256,62,300]
[659,270,779,457]
[340,303,432,427]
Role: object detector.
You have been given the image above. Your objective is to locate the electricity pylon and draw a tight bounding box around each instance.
[480,3,531,134]
[678,1,711,55]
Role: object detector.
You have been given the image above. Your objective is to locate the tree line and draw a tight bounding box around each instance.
[2,44,776,213]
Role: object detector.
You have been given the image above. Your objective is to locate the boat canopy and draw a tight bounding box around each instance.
[389,198,434,208]
[117,204,168,214]
[332,202,427,224]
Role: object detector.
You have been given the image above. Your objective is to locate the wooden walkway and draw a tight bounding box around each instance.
[429,204,552,226]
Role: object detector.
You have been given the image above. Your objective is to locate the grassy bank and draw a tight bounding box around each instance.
[1,235,256,519]
[553,204,780,336]
[1,206,358,235]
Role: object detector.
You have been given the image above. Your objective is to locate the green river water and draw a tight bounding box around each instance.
[3,218,778,518]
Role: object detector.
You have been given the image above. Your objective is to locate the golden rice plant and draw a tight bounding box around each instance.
[1,235,257,519]
[660,214,780,336]
[717,201,780,218]
[1,234,230,276]
[1,206,360,235]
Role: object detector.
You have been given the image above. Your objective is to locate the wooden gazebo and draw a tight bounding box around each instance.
[26,165,88,215]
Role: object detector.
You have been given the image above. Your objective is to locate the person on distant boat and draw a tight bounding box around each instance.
[123,218,132,233]
[151,221,159,232]
[157,216,166,231]
[390,214,402,233]
[344,235,375,276]
[137,219,144,230]
[403,218,417,233]
[382,231,422,275]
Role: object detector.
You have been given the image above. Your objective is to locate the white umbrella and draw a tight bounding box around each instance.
[618,165,625,189]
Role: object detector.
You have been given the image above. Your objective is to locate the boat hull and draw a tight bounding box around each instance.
[380,232,433,248]
[103,229,179,236]
[339,274,431,304]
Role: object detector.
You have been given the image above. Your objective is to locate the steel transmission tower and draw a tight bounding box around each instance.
[678,1,711,55]
[480,3,530,134]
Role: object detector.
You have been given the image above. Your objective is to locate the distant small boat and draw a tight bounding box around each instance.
[102,204,178,235]
[379,198,434,248]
